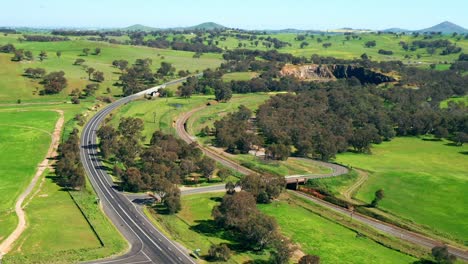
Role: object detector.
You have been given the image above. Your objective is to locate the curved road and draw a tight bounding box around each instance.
[80,77,197,264]
[175,103,468,261]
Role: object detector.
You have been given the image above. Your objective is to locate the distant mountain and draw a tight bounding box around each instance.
[381,28,411,33]
[123,24,159,31]
[122,22,226,32]
[184,22,226,30]
[417,21,468,34]
[382,21,467,34]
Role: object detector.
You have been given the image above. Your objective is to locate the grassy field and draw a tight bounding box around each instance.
[187,93,271,142]
[222,72,258,82]
[259,193,417,264]
[109,95,212,141]
[306,170,359,196]
[143,31,467,63]
[336,137,468,243]
[146,193,270,263]
[0,34,223,103]
[231,155,331,176]
[440,95,468,108]
[4,176,127,264]
[211,32,467,63]
[147,192,417,263]
[0,110,58,242]
[0,104,127,263]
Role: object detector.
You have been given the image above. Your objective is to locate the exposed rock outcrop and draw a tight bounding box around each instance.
[280,64,395,85]
[280,64,336,81]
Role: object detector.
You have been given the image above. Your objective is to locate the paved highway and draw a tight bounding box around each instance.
[80,77,197,264]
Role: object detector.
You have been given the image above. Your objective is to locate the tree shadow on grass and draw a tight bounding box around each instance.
[459,151,468,155]
[209,197,222,203]
[422,138,442,142]
[190,220,262,252]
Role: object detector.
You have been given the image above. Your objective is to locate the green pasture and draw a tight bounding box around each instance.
[0,110,58,242]
[336,137,468,243]
[0,34,223,103]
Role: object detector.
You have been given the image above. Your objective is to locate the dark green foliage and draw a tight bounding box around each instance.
[56,129,86,189]
[84,83,99,97]
[378,49,393,55]
[299,255,321,264]
[208,244,231,261]
[11,49,24,61]
[74,58,85,65]
[365,40,376,48]
[431,245,456,264]
[120,58,156,96]
[0,43,15,53]
[371,189,385,207]
[24,68,46,79]
[156,61,175,77]
[92,71,105,82]
[265,143,290,161]
[213,105,260,154]
[41,71,67,94]
[239,174,286,203]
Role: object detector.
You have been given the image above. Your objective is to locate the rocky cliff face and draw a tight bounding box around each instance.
[280,64,395,85]
[280,64,336,81]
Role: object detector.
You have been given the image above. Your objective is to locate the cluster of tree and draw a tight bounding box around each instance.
[84,67,105,82]
[55,129,86,189]
[364,40,376,48]
[238,173,286,203]
[40,71,67,94]
[378,49,394,55]
[23,68,46,79]
[118,59,177,96]
[408,39,462,55]
[212,191,293,263]
[0,43,16,53]
[250,68,467,160]
[213,105,261,154]
[81,47,101,56]
[119,58,156,96]
[22,35,69,42]
[177,73,232,101]
[450,60,468,73]
[127,31,223,53]
[459,53,468,61]
[97,119,216,213]
[0,28,17,34]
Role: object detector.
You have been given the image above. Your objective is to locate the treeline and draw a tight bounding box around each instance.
[97,118,216,213]
[212,105,260,154]
[128,31,222,53]
[56,129,86,189]
[52,30,124,36]
[22,35,69,42]
[0,28,16,34]
[398,39,463,55]
[117,58,177,96]
[209,68,467,160]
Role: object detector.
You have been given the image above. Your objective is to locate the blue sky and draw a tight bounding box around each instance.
[1,0,467,30]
